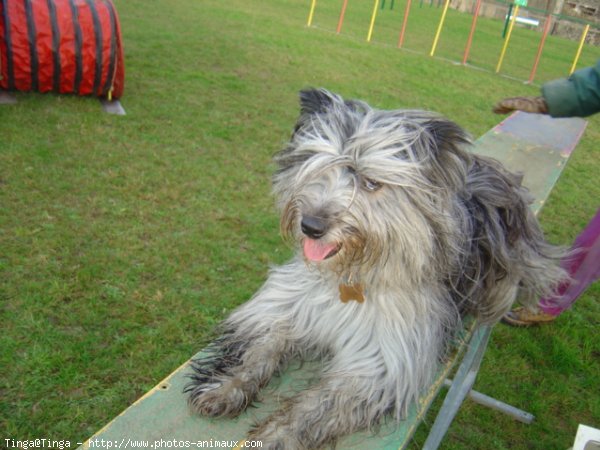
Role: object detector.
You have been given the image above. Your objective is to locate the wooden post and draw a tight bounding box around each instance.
[462,0,482,65]
[397,0,412,48]
[496,5,519,73]
[430,0,450,56]
[307,0,317,26]
[337,0,349,34]
[528,15,552,83]
[569,24,590,75]
[367,0,380,42]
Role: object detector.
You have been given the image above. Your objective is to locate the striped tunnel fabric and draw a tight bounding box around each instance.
[0,0,124,99]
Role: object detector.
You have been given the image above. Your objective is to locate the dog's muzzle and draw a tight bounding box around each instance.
[301,215,328,239]
[301,215,341,261]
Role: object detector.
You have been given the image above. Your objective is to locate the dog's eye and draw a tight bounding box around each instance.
[362,177,382,192]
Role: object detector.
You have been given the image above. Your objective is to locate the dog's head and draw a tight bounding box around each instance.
[273,89,472,279]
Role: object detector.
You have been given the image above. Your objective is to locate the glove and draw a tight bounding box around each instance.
[492,96,549,115]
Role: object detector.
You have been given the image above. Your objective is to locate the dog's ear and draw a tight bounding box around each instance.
[422,117,471,153]
[412,115,472,190]
[293,89,341,137]
[299,88,339,116]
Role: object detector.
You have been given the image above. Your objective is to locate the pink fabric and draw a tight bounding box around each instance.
[539,208,600,316]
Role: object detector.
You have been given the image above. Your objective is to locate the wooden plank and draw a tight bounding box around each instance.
[474,111,586,214]
[78,326,474,449]
[78,112,586,450]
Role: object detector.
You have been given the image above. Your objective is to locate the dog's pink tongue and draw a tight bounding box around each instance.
[303,239,337,262]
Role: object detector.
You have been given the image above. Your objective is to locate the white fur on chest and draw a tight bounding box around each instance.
[235,257,439,380]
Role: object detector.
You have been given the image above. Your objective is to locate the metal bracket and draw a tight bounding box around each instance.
[100,98,126,115]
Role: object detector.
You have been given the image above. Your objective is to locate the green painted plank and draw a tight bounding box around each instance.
[79,112,586,450]
[79,327,475,450]
[473,112,587,216]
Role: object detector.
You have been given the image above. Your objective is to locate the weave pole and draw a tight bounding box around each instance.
[528,15,552,83]
[397,0,412,48]
[307,0,317,26]
[337,0,349,33]
[462,0,482,64]
[495,5,519,73]
[430,0,451,56]
[367,0,380,42]
[569,24,590,74]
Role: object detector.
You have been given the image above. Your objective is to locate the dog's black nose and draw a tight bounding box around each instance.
[301,215,328,239]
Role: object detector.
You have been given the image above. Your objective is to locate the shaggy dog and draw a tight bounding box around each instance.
[186,89,566,449]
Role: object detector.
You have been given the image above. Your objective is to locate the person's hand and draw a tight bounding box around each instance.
[492,96,549,115]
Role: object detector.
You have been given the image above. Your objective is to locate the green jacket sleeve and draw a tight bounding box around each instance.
[541,59,600,118]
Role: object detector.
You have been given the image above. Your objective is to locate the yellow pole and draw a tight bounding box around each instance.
[570,24,589,74]
[307,0,317,27]
[367,0,380,42]
[430,0,451,57]
[495,5,519,73]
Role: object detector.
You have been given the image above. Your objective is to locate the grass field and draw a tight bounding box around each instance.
[1,0,599,448]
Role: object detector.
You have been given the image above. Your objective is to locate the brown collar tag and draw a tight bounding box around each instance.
[339,283,365,303]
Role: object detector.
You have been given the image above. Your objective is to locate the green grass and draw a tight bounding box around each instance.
[1,0,598,448]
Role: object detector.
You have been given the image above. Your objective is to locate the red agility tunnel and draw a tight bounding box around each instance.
[0,0,124,99]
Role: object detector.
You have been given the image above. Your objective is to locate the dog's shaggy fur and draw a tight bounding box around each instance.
[186,89,567,449]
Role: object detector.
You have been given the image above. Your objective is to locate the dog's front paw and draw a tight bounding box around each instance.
[188,379,251,418]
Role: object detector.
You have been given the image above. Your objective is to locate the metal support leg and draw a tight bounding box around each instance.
[422,324,492,450]
[442,379,534,424]
[100,98,126,115]
[0,91,18,104]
